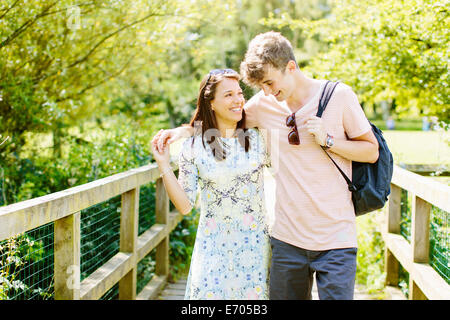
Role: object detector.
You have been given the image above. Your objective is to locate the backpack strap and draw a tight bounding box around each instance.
[321,147,357,192]
[316,81,357,192]
[316,81,340,118]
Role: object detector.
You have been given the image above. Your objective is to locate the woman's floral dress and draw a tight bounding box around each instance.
[178,128,271,300]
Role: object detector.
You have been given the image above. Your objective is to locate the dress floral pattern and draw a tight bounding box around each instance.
[178,128,271,300]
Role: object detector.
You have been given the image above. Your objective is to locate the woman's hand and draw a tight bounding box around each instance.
[151,136,170,167]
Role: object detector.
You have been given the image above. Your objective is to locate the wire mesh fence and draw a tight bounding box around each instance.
[0,223,54,300]
[80,194,121,281]
[429,206,449,284]
[399,189,449,287]
[400,189,412,242]
[0,181,161,300]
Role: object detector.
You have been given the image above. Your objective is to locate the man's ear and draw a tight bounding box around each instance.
[286,60,297,73]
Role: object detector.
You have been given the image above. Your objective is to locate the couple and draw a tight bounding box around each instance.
[151,31,379,300]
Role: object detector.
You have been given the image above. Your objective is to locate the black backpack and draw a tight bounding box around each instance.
[316,81,394,216]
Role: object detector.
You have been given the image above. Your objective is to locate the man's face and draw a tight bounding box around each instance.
[258,64,294,102]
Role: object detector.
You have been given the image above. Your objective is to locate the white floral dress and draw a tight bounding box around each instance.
[178,128,271,300]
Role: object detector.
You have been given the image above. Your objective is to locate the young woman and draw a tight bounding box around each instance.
[151,69,270,300]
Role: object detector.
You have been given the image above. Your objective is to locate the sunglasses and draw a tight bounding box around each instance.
[206,68,237,83]
[286,113,300,145]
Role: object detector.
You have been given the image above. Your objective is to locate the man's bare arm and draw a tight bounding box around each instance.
[152,125,194,153]
[328,130,379,163]
[306,116,379,163]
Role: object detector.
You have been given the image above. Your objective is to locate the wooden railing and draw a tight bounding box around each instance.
[0,161,181,300]
[383,165,450,300]
[2,161,448,300]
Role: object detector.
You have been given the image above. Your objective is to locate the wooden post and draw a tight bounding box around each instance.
[409,278,428,300]
[155,178,169,277]
[409,195,431,300]
[387,185,402,234]
[411,195,431,263]
[119,188,139,300]
[385,249,399,286]
[54,212,80,300]
[385,184,401,286]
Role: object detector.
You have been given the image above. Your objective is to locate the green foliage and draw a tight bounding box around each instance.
[0,0,289,291]
[0,0,239,195]
[356,211,386,296]
[169,208,200,280]
[4,0,446,298]
[261,0,449,121]
[0,235,51,300]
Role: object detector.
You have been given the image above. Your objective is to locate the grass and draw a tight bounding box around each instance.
[371,119,423,131]
[382,130,449,165]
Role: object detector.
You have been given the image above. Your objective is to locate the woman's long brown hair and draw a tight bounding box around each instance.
[189,71,250,161]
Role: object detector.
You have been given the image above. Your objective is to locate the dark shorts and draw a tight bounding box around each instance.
[269,237,357,300]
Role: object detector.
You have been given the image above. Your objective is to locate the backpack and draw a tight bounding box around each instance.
[316,81,394,216]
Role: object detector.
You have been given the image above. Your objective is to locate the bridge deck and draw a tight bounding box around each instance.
[157,277,406,300]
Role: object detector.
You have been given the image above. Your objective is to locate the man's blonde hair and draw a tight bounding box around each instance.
[240,31,297,88]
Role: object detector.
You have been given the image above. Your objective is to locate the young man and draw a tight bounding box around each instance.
[153,31,378,300]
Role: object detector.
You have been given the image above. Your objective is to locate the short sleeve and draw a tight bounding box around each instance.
[341,87,372,139]
[177,138,199,207]
[243,93,262,129]
[251,128,271,168]
[259,129,271,167]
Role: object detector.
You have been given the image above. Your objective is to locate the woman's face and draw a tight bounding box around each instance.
[210,77,245,125]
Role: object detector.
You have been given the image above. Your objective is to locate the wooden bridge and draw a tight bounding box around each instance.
[0,162,448,300]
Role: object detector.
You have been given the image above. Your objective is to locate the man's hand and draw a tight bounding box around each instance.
[151,126,192,153]
[305,116,379,163]
[306,116,327,146]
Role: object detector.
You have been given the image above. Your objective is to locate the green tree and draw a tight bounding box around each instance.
[261,0,449,120]
[0,0,236,204]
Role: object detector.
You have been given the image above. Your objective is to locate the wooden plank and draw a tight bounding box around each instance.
[54,212,80,300]
[402,164,449,175]
[168,211,184,229]
[391,165,450,213]
[136,275,167,300]
[412,262,450,300]
[137,212,183,261]
[0,164,167,240]
[137,224,166,261]
[382,232,450,300]
[411,196,431,263]
[409,278,427,300]
[383,232,413,273]
[158,277,187,300]
[386,184,402,234]
[384,184,401,286]
[161,288,186,295]
[119,188,139,300]
[80,252,133,300]
[385,248,399,286]
[156,238,169,277]
[155,178,169,277]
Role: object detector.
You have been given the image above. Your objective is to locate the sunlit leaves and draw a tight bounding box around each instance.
[261,0,449,120]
